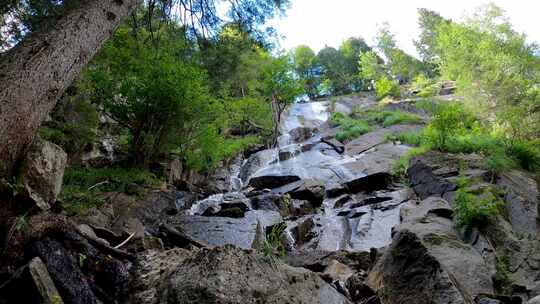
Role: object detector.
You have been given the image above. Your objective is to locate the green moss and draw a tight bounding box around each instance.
[352,108,422,128]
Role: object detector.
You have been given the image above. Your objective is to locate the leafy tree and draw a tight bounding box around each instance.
[339,37,371,90]
[359,50,385,84]
[414,8,450,72]
[262,54,304,144]
[292,45,319,98]
[375,23,425,82]
[435,3,540,140]
[317,46,350,95]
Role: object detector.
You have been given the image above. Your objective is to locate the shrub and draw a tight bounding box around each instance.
[423,102,476,150]
[375,76,401,100]
[414,98,438,114]
[386,131,423,147]
[262,222,287,259]
[354,109,422,127]
[412,74,440,98]
[506,141,540,172]
[392,145,430,177]
[453,178,503,229]
[335,118,372,142]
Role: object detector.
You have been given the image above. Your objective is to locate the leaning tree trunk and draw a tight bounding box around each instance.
[0,0,141,178]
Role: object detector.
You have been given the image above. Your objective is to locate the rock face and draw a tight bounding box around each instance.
[368,197,494,303]
[19,137,67,210]
[496,170,539,237]
[345,124,422,156]
[160,246,351,304]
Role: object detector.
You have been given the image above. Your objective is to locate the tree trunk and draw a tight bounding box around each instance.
[0,0,141,178]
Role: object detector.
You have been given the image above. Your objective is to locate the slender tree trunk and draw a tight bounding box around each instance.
[0,0,141,178]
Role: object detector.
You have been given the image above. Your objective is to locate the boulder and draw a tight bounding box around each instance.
[272,179,325,206]
[239,149,277,183]
[248,174,301,190]
[367,197,494,303]
[19,137,67,210]
[160,245,351,304]
[189,192,251,218]
[167,210,282,249]
[0,257,63,304]
[290,126,317,143]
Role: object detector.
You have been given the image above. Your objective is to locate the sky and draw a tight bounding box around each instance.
[269,0,540,57]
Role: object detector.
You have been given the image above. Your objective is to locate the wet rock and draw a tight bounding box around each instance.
[248,174,301,190]
[289,199,316,217]
[239,149,277,183]
[278,149,297,161]
[346,275,379,303]
[290,126,317,142]
[0,257,63,304]
[272,179,325,206]
[19,137,67,211]
[290,217,317,246]
[337,143,410,195]
[167,210,282,249]
[496,170,539,237]
[161,245,351,304]
[322,136,345,154]
[529,295,540,304]
[368,197,494,303]
[190,192,251,218]
[284,250,373,274]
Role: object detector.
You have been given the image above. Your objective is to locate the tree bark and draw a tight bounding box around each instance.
[0,0,141,178]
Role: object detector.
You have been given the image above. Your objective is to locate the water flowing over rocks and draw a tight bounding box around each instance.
[6,96,540,304]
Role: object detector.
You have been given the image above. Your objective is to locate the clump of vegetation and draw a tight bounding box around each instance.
[453,178,504,230]
[375,76,401,100]
[494,249,514,294]
[353,108,422,127]
[262,222,287,259]
[414,98,438,114]
[331,112,372,142]
[411,74,440,98]
[61,166,161,216]
[392,146,430,177]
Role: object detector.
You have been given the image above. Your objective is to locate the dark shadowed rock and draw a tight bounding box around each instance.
[272,179,325,206]
[190,192,251,218]
[19,137,67,210]
[0,257,63,304]
[248,174,301,189]
[160,245,351,304]
[29,237,99,304]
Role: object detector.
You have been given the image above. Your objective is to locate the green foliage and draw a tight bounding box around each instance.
[387,131,424,147]
[392,145,430,177]
[494,250,514,294]
[61,166,161,216]
[262,222,287,259]
[435,4,540,139]
[414,98,438,114]
[375,76,401,100]
[354,109,422,127]
[453,178,503,229]
[414,8,450,72]
[358,50,384,83]
[331,113,372,142]
[292,45,319,98]
[412,74,440,98]
[423,102,476,150]
[39,97,99,156]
